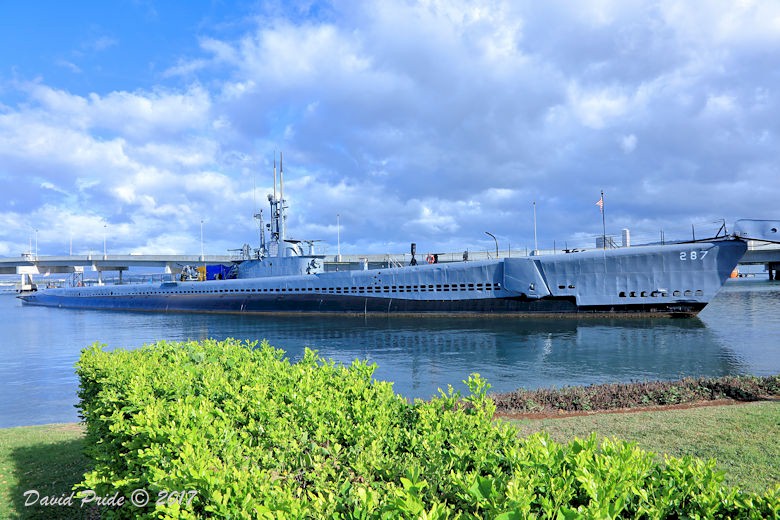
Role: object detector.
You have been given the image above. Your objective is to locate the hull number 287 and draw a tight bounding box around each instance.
[680,250,709,261]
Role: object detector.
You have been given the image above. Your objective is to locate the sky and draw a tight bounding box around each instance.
[0,0,778,259]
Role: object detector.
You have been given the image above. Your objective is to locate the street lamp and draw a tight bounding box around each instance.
[485,231,498,259]
[533,201,538,254]
[103,224,107,259]
[337,213,341,262]
[200,219,204,261]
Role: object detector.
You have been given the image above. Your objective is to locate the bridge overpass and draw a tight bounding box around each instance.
[0,253,236,289]
[739,240,780,279]
[2,240,779,290]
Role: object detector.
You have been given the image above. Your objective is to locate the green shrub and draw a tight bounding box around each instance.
[75,339,779,518]
[493,375,780,414]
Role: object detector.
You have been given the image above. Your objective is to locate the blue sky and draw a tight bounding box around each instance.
[1,0,778,258]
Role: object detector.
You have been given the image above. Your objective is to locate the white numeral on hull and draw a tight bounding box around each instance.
[680,250,708,261]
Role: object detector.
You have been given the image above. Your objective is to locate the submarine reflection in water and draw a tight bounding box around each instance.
[162,314,746,399]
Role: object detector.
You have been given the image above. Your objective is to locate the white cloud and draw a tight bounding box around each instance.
[567,84,630,129]
[0,114,131,175]
[89,36,118,52]
[88,87,212,139]
[22,83,212,140]
[132,139,218,169]
[620,134,637,153]
[703,94,737,116]
[40,181,68,195]
[163,58,209,78]
[56,60,82,74]
[1,0,779,258]
[660,0,780,47]
[403,203,460,235]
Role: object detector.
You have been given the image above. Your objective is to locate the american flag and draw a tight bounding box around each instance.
[595,194,604,212]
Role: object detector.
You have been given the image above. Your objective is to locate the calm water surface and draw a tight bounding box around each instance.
[1,279,778,428]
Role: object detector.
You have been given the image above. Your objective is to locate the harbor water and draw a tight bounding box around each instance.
[1,278,779,428]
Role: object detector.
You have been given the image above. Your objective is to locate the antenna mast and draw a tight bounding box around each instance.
[278,152,287,257]
[269,153,280,254]
[273,154,277,204]
[253,165,267,258]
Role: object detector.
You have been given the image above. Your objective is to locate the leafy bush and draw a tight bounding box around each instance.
[492,375,780,415]
[76,340,779,518]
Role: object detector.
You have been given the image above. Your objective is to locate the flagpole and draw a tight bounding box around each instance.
[600,190,606,249]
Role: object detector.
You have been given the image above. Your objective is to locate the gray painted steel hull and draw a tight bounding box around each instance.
[19,239,747,318]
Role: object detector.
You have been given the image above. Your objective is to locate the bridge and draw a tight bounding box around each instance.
[739,240,780,279]
[2,240,779,291]
[0,253,235,290]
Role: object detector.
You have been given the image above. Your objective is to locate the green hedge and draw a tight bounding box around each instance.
[75,339,779,519]
[492,375,780,414]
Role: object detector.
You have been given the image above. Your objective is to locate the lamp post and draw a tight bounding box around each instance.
[200,219,204,261]
[103,224,107,259]
[337,213,341,262]
[533,201,538,254]
[35,228,38,260]
[485,231,498,259]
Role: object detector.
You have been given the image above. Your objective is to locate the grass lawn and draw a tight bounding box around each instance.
[0,423,90,519]
[506,400,780,494]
